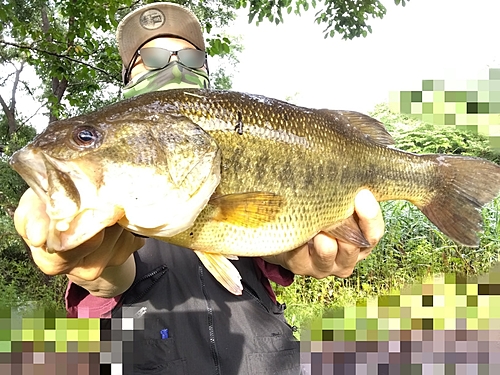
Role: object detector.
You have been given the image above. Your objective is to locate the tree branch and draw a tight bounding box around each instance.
[0,40,118,80]
[18,103,45,128]
[0,71,16,87]
[0,92,17,136]
[10,61,24,112]
[117,1,142,12]
[0,94,9,118]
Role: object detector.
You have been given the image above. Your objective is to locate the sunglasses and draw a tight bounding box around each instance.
[138,46,206,70]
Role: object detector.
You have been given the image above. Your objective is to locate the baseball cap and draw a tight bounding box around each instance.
[116,2,205,72]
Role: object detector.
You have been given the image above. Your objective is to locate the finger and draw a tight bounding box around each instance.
[26,213,51,248]
[14,189,48,238]
[57,206,126,252]
[30,229,106,276]
[329,239,359,278]
[354,189,385,246]
[67,225,142,281]
[356,246,373,263]
[15,198,50,248]
[29,244,73,276]
[277,243,315,276]
[94,225,137,267]
[310,233,339,275]
[67,226,122,280]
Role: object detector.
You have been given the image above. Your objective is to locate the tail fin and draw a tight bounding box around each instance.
[419,155,500,247]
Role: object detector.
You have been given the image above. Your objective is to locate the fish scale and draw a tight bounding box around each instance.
[10,88,500,295]
[155,91,449,251]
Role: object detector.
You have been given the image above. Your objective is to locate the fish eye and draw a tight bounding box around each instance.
[73,126,99,147]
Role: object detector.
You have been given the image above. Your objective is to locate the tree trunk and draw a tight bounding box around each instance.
[0,61,25,137]
[41,5,73,123]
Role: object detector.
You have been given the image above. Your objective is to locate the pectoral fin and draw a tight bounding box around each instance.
[194,251,243,295]
[324,215,371,247]
[209,192,284,227]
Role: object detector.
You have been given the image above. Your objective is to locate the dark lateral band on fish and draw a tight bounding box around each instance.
[9,88,500,296]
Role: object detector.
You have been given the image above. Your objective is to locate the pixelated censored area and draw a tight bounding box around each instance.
[389,68,500,149]
[3,274,500,375]
[0,312,143,375]
[299,269,500,375]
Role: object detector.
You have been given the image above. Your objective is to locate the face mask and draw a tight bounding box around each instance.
[122,62,210,99]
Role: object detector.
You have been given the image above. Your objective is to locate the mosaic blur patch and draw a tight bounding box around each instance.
[2,269,500,374]
[300,267,500,375]
[389,68,500,149]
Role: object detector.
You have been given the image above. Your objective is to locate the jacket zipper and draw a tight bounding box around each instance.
[199,264,221,375]
[126,264,169,304]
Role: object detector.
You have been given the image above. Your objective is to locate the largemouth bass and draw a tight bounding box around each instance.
[10,89,500,295]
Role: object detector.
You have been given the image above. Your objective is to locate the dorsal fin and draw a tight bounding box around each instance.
[318,109,395,147]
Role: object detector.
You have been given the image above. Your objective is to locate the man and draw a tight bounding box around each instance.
[14,3,384,374]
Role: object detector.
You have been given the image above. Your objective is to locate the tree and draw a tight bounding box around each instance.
[0,0,410,309]
[0,0,410,130]
[0,0,240,128]
[240,0,411,39]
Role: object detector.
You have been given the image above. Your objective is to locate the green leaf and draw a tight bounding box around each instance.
[205,21,213,33]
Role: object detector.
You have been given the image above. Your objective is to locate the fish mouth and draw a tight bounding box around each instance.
[10,147,81,219]
[10,147,121,251]
[11,148,55,205]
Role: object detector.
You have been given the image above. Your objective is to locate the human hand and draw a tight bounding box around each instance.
[264,189,384,279]
[14,188,144,281]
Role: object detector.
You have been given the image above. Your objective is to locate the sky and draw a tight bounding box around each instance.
[228,0,500,113]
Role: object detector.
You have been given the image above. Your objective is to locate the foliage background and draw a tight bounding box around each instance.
[5,0,498,327]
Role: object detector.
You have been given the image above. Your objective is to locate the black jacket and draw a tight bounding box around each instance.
[105,239,301,375]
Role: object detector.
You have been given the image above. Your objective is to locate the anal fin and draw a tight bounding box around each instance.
[324,215,371,247]
[194,251,243,295]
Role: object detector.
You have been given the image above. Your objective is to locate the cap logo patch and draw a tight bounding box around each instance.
[139,9,165,30]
